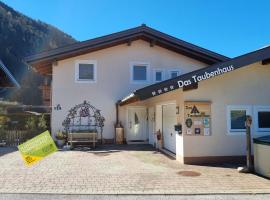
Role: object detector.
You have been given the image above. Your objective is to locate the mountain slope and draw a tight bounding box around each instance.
[0,1,77,105]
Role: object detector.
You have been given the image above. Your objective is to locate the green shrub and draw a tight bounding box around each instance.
[25,116,37,130]
[38,114,47,130]
[55,130,66,140]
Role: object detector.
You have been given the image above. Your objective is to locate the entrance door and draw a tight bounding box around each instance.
[162,104,177,153]
[127,107,148,142]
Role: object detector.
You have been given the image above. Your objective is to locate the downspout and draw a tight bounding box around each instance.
[115,100,121,128]
[115,100,124,144]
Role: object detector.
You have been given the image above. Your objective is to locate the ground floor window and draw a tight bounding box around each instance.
[254,106,270,132]
[227,105,252,134]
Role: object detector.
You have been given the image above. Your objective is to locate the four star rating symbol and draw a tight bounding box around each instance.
[151,85,175,96]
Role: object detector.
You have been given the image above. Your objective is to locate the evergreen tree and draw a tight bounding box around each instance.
[0,1,77,105]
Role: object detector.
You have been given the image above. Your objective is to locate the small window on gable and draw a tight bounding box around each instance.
[130,62,149,83]
[75,60,97,83]
[254,106,270,132]
[168,69,181,79]
[133,65,147,81]
[79,64,94,80]
[153,69,164,82]
[227,105,252,134]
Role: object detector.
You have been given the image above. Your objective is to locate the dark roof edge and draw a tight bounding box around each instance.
[25,26,144,62]
[25,25,229,65]
[140,25,229,61]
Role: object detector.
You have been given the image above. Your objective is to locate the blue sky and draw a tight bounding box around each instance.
[2,0,270,58]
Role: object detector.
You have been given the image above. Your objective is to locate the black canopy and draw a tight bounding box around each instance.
[120,46,270,105]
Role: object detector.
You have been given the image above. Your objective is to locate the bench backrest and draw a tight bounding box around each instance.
[68,132,97,140]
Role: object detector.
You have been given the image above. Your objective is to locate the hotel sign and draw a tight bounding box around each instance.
[150,65,234,97]
[177,65,234,88]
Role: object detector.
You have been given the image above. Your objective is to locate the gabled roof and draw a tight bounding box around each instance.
[25,24,229,75]
[119,46,270,105]
[0,59,20,88]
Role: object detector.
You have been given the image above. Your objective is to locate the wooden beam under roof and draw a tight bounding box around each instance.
[262,58,270,65]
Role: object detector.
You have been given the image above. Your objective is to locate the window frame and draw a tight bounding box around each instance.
[75,60,97,83]
[130,62,150,84]
[167,68,181,79]
[254,105,270,132]
[226,105,252,135]
[153,68,165,83]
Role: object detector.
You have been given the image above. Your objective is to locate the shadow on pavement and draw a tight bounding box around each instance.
[0,146,18,157]
[69,144,156,153]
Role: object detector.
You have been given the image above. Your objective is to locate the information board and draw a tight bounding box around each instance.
[184,101,211,136]
[18,130,58,166]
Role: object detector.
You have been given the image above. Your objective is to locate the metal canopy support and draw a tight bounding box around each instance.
[62,101,105,143]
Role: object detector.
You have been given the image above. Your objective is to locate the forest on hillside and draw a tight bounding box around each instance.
[0,1,77,105]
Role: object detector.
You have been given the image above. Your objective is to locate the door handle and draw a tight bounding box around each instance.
[129,121,132,129]
[170,133,173,136]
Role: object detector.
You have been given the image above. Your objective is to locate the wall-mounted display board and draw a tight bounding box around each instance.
[184,101,211,136]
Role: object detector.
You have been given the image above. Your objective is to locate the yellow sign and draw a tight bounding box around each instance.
[18,130,58,166]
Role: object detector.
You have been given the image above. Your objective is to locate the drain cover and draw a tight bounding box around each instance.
[177,171,201,177]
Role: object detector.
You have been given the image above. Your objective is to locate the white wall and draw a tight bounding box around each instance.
[51,40,207,139]
[120,62,270,161]
[128,89,185,160]
[182,62,270,157]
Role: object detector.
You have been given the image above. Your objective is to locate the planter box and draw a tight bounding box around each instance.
[253,135,270,178]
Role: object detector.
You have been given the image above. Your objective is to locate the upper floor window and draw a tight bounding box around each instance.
[254,106,270,132]
[153,69,164,82]
[168,69,181,79]
[130,62,149,83]
[227,105,252,134]
[75,60,97,83]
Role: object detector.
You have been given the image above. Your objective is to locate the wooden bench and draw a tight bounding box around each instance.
[68,132,98,149]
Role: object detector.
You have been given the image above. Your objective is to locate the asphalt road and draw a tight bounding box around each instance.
[0,194,270,200]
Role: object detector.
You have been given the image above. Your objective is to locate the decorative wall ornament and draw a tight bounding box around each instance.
[134,113,139,125]
[54,104,62,110]
[176,106,180,114]
[62,100,105,143]
[185,118,193,128]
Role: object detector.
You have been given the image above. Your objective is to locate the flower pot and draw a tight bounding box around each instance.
[56,139,66,148]
[157,134,161,141]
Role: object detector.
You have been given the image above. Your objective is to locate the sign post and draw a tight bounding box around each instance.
[245,115,253,172]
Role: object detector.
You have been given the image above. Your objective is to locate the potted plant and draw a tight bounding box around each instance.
[55,130,67,148]
[156,129,162,141]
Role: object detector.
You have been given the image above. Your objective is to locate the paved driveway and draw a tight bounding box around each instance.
[1,194,270,200]
[0,145,270,194]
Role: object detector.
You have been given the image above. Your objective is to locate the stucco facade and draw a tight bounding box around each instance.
[51,39,208,140]
[25,24,270,165]
[124,62,270,163]
[181,63,270,160]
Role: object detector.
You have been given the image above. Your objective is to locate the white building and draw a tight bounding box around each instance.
[26,25,270,164]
